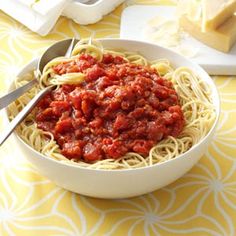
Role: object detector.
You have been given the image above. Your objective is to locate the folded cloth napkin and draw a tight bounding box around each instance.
[18,0,68,15]
[0,0,89,36]
[0,0,101,36]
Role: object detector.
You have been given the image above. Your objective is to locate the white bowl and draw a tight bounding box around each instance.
[6,39,220,199]
[62,0,125,25]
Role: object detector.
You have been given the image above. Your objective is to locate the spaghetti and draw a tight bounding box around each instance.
[8,39,216,170]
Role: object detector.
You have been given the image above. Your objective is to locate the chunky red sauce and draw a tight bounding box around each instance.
[35,53,184,162]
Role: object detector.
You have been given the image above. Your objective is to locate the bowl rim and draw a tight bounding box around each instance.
[5,38,221,173]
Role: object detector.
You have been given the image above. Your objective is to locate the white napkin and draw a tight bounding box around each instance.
[0,0,70,36]
[18,0,68,15]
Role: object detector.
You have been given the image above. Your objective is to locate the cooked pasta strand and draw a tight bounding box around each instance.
[8,39,216,170]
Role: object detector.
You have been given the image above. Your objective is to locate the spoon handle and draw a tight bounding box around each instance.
[0,78,38,110]
[65,38,76,58]
[0,86,53,146]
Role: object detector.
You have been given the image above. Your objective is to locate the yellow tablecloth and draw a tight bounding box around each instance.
[0,1,236,235]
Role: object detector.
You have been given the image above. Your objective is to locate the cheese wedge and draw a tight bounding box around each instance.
[202,0,236,31]
[176,0,202,23]
[180,15,236,52]
[177,0,236,32]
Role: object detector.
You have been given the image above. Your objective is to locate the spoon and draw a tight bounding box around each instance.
[0,38,79,110]
[0,38,78,146]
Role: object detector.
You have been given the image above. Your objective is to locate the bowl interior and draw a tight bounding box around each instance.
[7,38,220,172]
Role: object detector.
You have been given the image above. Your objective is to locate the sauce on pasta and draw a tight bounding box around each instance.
[35,53,184,162]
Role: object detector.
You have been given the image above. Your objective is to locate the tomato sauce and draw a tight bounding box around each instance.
[35,53,185,162]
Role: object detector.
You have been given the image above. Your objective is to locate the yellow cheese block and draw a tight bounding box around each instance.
[179,15,236,52]
[176,0,202,22]
[177,0,236,32]
[202,0,236,31]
